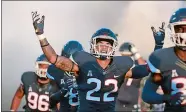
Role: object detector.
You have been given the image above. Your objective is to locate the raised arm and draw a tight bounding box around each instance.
[31,11,79,72]
[119,42,148,78]
[123,21,166,79]
[151,22,165,51]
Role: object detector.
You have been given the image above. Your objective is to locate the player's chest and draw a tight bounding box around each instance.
[161,67,186,94]
[25,83,51,95]
[80,63,124,81]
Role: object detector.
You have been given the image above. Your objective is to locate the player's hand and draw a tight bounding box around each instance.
[151,22,165,46]
[31,11,45,35]
[119,42,137,56]
[119,42,141,60]
[165,93,186,106]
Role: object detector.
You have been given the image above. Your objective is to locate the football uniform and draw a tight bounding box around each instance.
[47,65,79,112]
[21,71,59,112]
[71,51,134,112]
[148,47,186,112]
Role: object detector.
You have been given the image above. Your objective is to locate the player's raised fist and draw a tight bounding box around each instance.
[31,11,45,35]
[151,22,165,46]
[119,42,138,56]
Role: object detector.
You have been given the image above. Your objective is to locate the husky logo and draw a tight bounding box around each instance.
[87,70,93,77]
[172,69,178,77]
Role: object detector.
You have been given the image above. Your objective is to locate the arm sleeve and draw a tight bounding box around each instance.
[142,78,166,104]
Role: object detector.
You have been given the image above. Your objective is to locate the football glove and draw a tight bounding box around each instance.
[151,22,165,46]
[31,11,45,35]
[119,42,141,60]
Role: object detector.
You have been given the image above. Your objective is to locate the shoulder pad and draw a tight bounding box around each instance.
[148,47,174,73]
[70,51,94,66]
[113,56,134,71]
[21,71,36,85]
[47,65,65,80]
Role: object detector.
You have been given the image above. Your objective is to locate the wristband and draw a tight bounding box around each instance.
[133,53,141,60]
[37,34,46,40]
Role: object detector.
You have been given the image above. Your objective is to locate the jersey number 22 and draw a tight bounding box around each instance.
[86,78,118,102]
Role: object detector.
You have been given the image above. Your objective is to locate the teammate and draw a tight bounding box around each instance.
[115,22,165,112]
[142,8,186,112]
[115,42,144,112]
[47,40,84,112]
[10,54,59,111]
[31,11,151,112]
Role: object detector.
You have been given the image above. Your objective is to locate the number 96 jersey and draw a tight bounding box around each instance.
[71,51,134,112]
[21,72,59,112]
[148,47,186,112]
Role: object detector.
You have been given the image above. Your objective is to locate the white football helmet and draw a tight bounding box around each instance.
[168,8,186,50]
[90,28,118,59]
[35,54,51,79]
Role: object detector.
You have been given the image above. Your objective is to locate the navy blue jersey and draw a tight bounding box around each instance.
[47,65,79,112]
[21,71,58,112]
[148,47,186,112]
[71,51,134,112]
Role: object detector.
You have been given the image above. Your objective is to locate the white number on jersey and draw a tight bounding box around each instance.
[126,78,133,86]
[69,88,79,106]
[171,77,186,105]
[86,78,118,102]
[27,91,49,111]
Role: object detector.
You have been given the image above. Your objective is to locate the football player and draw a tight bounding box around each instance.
[47,40,84,112]
[115,23,165,112]
[10,54,59,111]
[142,8,186,112]
[115,42,144,112]
[31,11,151,112]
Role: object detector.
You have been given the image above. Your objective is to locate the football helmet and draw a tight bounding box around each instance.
[35,54,51,79]
[61,40,83,77]
[168,8,186,50]
[90,28,118,59]
[61,40,84,57]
